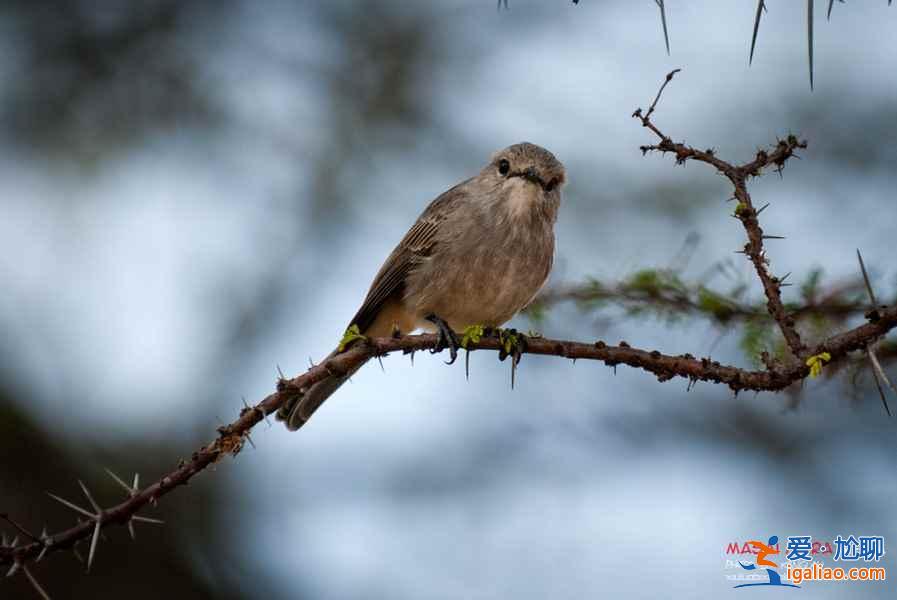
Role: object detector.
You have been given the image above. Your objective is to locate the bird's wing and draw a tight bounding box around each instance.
[349,181,469,332]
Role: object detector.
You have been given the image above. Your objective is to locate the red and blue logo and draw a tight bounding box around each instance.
[734,536,800,589]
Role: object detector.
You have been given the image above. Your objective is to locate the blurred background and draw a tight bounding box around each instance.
[1,1,896,598]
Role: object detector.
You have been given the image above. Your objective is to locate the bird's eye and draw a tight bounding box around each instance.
[498,159,510,176]
[545,178,558,192]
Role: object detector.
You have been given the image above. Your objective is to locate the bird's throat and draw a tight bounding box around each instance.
[503,178,542,221]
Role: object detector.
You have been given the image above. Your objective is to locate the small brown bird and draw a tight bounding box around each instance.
[278,142,566,429]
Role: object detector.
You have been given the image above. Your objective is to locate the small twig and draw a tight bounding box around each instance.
[634,68,681,129]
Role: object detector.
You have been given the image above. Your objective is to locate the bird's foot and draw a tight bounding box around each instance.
[426,314,459,364]
[494,328,529,388]
[495,328,528,363]
[460,324,486,349]
[338,324,367,352]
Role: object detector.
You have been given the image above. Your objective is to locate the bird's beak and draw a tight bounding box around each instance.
[522,167,542,185]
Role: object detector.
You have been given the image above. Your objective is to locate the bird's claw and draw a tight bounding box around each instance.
[426,314,460,364]
[496,328,527,364]
[495,328,528,389]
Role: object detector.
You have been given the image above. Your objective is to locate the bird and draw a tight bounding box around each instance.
[277,142,566,430]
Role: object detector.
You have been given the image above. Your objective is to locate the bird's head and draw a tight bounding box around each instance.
[482,142,566,221]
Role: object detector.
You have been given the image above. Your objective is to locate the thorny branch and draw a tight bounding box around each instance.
[530,275,879,327]
[3,307,897,580]
[634,69,808,360]
[3,70,896,597]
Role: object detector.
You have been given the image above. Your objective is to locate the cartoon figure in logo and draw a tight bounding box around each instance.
[734,535,800,589]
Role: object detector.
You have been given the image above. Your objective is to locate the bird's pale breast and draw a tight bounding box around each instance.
[405,201,554,330]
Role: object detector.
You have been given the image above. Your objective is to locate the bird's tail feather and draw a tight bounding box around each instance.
[277,349,366,430]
